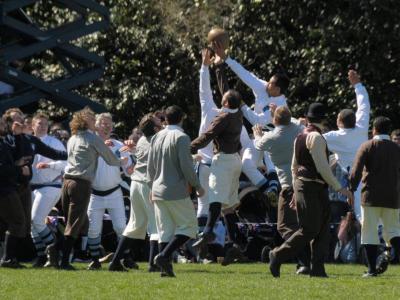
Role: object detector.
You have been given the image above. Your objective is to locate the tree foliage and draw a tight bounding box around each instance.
[25,0,400,136]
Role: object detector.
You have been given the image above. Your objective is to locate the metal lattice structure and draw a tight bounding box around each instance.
[0,0,109,113]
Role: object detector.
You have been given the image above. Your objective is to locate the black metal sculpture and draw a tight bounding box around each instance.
[0,0,109,113]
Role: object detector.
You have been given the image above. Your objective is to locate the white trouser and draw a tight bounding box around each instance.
[154,197,198,243]
[31,187,61,236]
[88,188,126,239]
[197,163,211,217]
[361,206,400,245]
[209,153,242,208]
[123,181,158,241]
[242,147,265,187]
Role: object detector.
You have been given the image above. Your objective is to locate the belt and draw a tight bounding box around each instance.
[31,183,62,190]
[92,185,120,196]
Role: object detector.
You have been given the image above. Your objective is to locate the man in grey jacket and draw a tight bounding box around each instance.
[148,105,204,277]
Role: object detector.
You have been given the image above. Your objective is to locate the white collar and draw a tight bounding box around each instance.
[373,134,390,141]
[165,125,184,132]
[221,107,239,114]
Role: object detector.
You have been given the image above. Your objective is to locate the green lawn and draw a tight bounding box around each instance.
[0,263,399,299]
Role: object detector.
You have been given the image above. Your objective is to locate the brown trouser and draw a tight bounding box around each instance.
[277,187,299,240]
[61,177,91,238]
[0,191,26,237]
[273,180,330,272]
[17,183,32,237]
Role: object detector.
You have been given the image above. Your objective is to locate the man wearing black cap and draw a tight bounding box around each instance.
[269,102,353,278]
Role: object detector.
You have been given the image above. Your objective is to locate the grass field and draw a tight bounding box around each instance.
[0,263,399,299]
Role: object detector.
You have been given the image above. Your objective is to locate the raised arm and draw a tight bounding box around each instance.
[191,114,227,153]
[348,70,370,130]
[200,49,218,115]
[32,135,67,161]
[92,135,121,167]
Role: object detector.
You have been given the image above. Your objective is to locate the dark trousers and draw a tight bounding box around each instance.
[17,183,32,237]
[277,187,299,240]
[61,178,91,238]
[0,191,26,238]
[274,180,330,272]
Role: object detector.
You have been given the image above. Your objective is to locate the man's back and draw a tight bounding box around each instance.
[148,125,200,201]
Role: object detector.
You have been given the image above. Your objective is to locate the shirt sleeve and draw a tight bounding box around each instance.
[191,114,228,153]
[349,142,368,192]
[306,132,342,191]
[200,65,218,116]
[33,136,67,161]
[354,83,370,130]
[254,131,274,151]
[146,136,156,186]
[240,104,272,126]
[225,57,268,101]
[177,135,201,189]
[291,139,298,187]
[92,135,121,167]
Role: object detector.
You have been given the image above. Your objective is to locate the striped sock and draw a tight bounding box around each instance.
[31,234,46,257]
[38,227,55,247]
[87,236,101,259]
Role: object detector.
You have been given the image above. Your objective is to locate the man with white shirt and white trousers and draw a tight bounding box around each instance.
[30,113,67,268]
[323,70,370,219]
[86,113,133,270]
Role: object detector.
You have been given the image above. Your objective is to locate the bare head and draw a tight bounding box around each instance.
[267,72,290,97]
[221,89,241,109]
[69,107,96,135]
[95,112,113,139]
[337,109,356,129]
[32,113,49,137]
[273,106,292,126]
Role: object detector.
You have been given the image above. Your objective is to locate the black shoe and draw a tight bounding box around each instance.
[376,252,390,275]
[362,271,377,278]
[87,260,101,270]
[32,255,47,268]
[59,263,76,271]
[221,245,243,266]
[0,258,25,269]
[193,232,215,259]
[122,257,139,270]
[148,265,160,272]
[108,261,128,272]
[154,254,175,277]
[269,251,281,278]
[45,243,59,268]
[296,266,310,275]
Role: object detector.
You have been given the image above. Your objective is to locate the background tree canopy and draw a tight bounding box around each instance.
[26,0,400,137]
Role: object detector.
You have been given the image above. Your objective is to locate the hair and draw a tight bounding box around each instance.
[95,112,113,128]
[3,107,24,123]
[274,106,292,126]
[373,116,391,135]
[69,107,95,135]
[138,113,157,137]
[391,129,400,139]
[32,112,49,122]
[338,109,356,128]
[274,72,290,95]
[165,105,184,125]
[223,89,242,109]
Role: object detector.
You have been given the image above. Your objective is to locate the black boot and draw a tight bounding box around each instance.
[363,244,378,277]
[108,236,133,272]
[193,203,220,257]
[0,234,24,269]
[60,236,76,270]
[148,240,160,272]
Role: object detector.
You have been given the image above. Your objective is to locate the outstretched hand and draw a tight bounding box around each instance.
[252,124,263,138]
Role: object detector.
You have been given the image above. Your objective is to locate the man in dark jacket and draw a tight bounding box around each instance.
[0,118,30,268]
[350,116,400,277]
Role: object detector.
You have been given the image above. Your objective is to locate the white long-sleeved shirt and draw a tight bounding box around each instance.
[323,83,370,171]
[198,65,255,164]
[92,139,131,191]
[31,135,67,185]
[225,57,287,125]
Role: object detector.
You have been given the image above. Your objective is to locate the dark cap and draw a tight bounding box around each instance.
[306,103,326,119]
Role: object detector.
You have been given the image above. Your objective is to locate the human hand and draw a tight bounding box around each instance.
[298,117,307,126]
[252,124,263,138]
[193,154,203,162]
[201,48,214,66]
[21,165,30,176]
[104,139,114,147]
[36,162,50,169]
[339,188,354,207]
[196,187,205,198]
[348,70,360,86]
[269,103,277,115]
[15,156,31,166]
[120,156,129,166]
[126,164,135,175]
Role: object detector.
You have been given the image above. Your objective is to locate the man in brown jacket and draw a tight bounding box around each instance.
[191,89,243,254]
[350,116,400,277]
